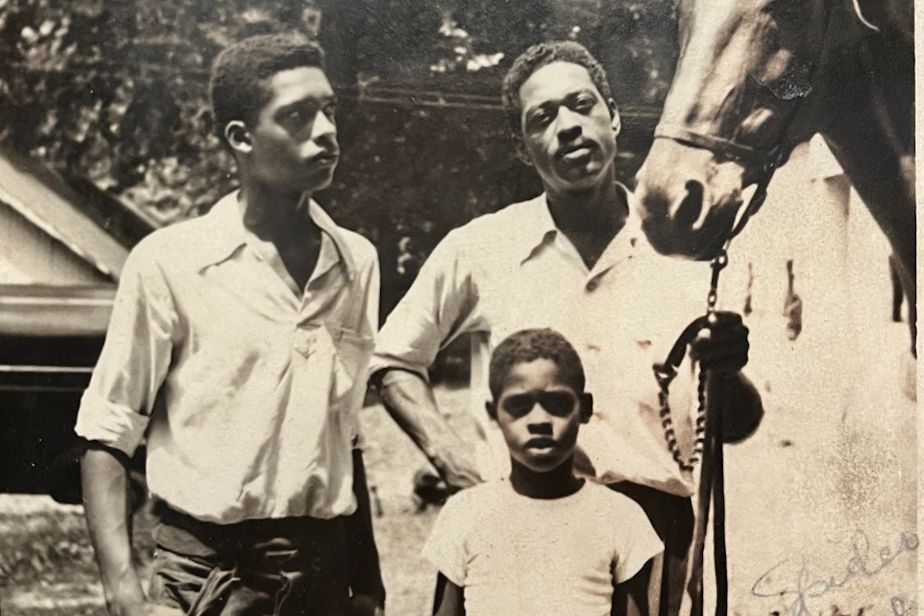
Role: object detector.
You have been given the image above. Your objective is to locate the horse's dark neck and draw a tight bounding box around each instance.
[781,0,914,270]
[815,27,916,354]
[817,45,914,270]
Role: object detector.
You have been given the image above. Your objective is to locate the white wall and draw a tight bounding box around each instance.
[710,135,916,614]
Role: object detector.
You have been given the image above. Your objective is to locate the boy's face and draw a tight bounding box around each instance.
[245,66,339,194]
[491,358,591,474]
[516,61,619,195]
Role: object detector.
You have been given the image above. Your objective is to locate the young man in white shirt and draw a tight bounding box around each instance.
[78,33,384,616]
[372,41,762,615]
[424,329,664,616]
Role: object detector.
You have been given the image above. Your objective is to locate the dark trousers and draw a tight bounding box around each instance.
[608,482,694,616]
[150,503,353,616]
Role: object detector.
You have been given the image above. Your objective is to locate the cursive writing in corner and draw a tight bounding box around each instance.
[752,531,918,616]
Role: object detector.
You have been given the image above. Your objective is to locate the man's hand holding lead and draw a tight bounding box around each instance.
[689,311,749,376]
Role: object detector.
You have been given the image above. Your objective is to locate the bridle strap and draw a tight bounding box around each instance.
[653,122,789,245]
[653,123,773,169]
[726,152,778,241]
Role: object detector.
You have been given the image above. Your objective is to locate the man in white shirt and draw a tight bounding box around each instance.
[371,41,762,615]
[78,33,383,616]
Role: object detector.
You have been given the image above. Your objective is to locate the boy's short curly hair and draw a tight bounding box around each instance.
[488,329,586,400]
[210,32,326,143]
[501,41,614,140]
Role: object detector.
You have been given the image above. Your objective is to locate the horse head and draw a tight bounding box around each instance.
[634,0,856,260]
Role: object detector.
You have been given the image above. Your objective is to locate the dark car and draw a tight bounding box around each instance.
[0,284,120,503]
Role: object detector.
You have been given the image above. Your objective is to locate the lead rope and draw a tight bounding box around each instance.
[653,250,728,472]
[650,145,785,616]
[691,250,728,616]
[652,248,729,616]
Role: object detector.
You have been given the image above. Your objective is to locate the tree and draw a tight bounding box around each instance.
[0,0,674,259]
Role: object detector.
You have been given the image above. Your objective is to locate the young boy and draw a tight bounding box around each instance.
[423,329,664,616]
[77,34,384,616]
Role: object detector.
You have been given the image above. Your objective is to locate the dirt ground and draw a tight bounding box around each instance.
[0,320,916,616]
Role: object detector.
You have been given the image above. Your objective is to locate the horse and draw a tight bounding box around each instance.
[633,0,915,354]
[631,2,914,612]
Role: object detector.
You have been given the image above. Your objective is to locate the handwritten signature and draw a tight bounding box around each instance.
[892,596,917,616]
[752,530,918,616]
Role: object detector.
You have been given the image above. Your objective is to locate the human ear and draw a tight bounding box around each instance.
[485,400,498,421]
[608,100,621,138]
[224,120,252,154]
[579,393,593,424]
[514,138,535,167]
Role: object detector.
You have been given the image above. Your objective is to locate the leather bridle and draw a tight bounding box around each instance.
[652,123,790,247]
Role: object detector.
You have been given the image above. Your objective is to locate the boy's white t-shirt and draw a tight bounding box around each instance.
[422,479,664,616]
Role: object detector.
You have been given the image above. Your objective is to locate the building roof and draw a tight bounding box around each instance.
[0,145,156,282]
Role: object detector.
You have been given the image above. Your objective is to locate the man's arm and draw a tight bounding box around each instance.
[432,573,465,616]
[81,444,150,616]
[713,372,763,443]
[75,243,177,615]
[346,448,386,615]
[371,227,486,492]
[374,369,481,491]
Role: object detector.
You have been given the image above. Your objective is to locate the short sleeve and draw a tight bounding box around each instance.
[421,491,472,586]
[370,229,484,380]
[612,498,664,583]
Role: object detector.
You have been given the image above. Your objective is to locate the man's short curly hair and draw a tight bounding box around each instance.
[488,328,586,400]
[501,41,613,139]
[210,32,326,143]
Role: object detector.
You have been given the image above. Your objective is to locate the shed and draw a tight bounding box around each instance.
[0,145,156,499]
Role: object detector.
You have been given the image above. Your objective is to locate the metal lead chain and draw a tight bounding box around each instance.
[656,370,705,472]
[706,248,729,320]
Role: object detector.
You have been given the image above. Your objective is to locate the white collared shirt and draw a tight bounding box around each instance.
[372,185,721,496]
[76,191,379,523]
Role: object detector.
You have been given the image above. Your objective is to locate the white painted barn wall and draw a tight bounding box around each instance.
[704,135,916,613]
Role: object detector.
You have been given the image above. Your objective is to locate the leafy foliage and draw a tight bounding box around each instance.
[0,0,677,299]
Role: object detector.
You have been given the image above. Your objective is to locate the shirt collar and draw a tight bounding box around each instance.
[521,181,643,264]
[199,191,357,280]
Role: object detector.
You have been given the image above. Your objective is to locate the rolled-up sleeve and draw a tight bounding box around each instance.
[75,242,177,456]
[370,230,483,380]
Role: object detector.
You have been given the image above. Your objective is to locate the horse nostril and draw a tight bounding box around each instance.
[674,180,704,227]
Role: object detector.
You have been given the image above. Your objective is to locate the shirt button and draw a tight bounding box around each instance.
[294,326,317,357]
[586,281,598,292]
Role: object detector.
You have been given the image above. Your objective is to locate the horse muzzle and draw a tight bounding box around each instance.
[634,139,746,261]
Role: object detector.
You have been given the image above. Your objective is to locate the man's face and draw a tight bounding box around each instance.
[492,358,589,474]
[517,62,618,193]
[245,66,339,193]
